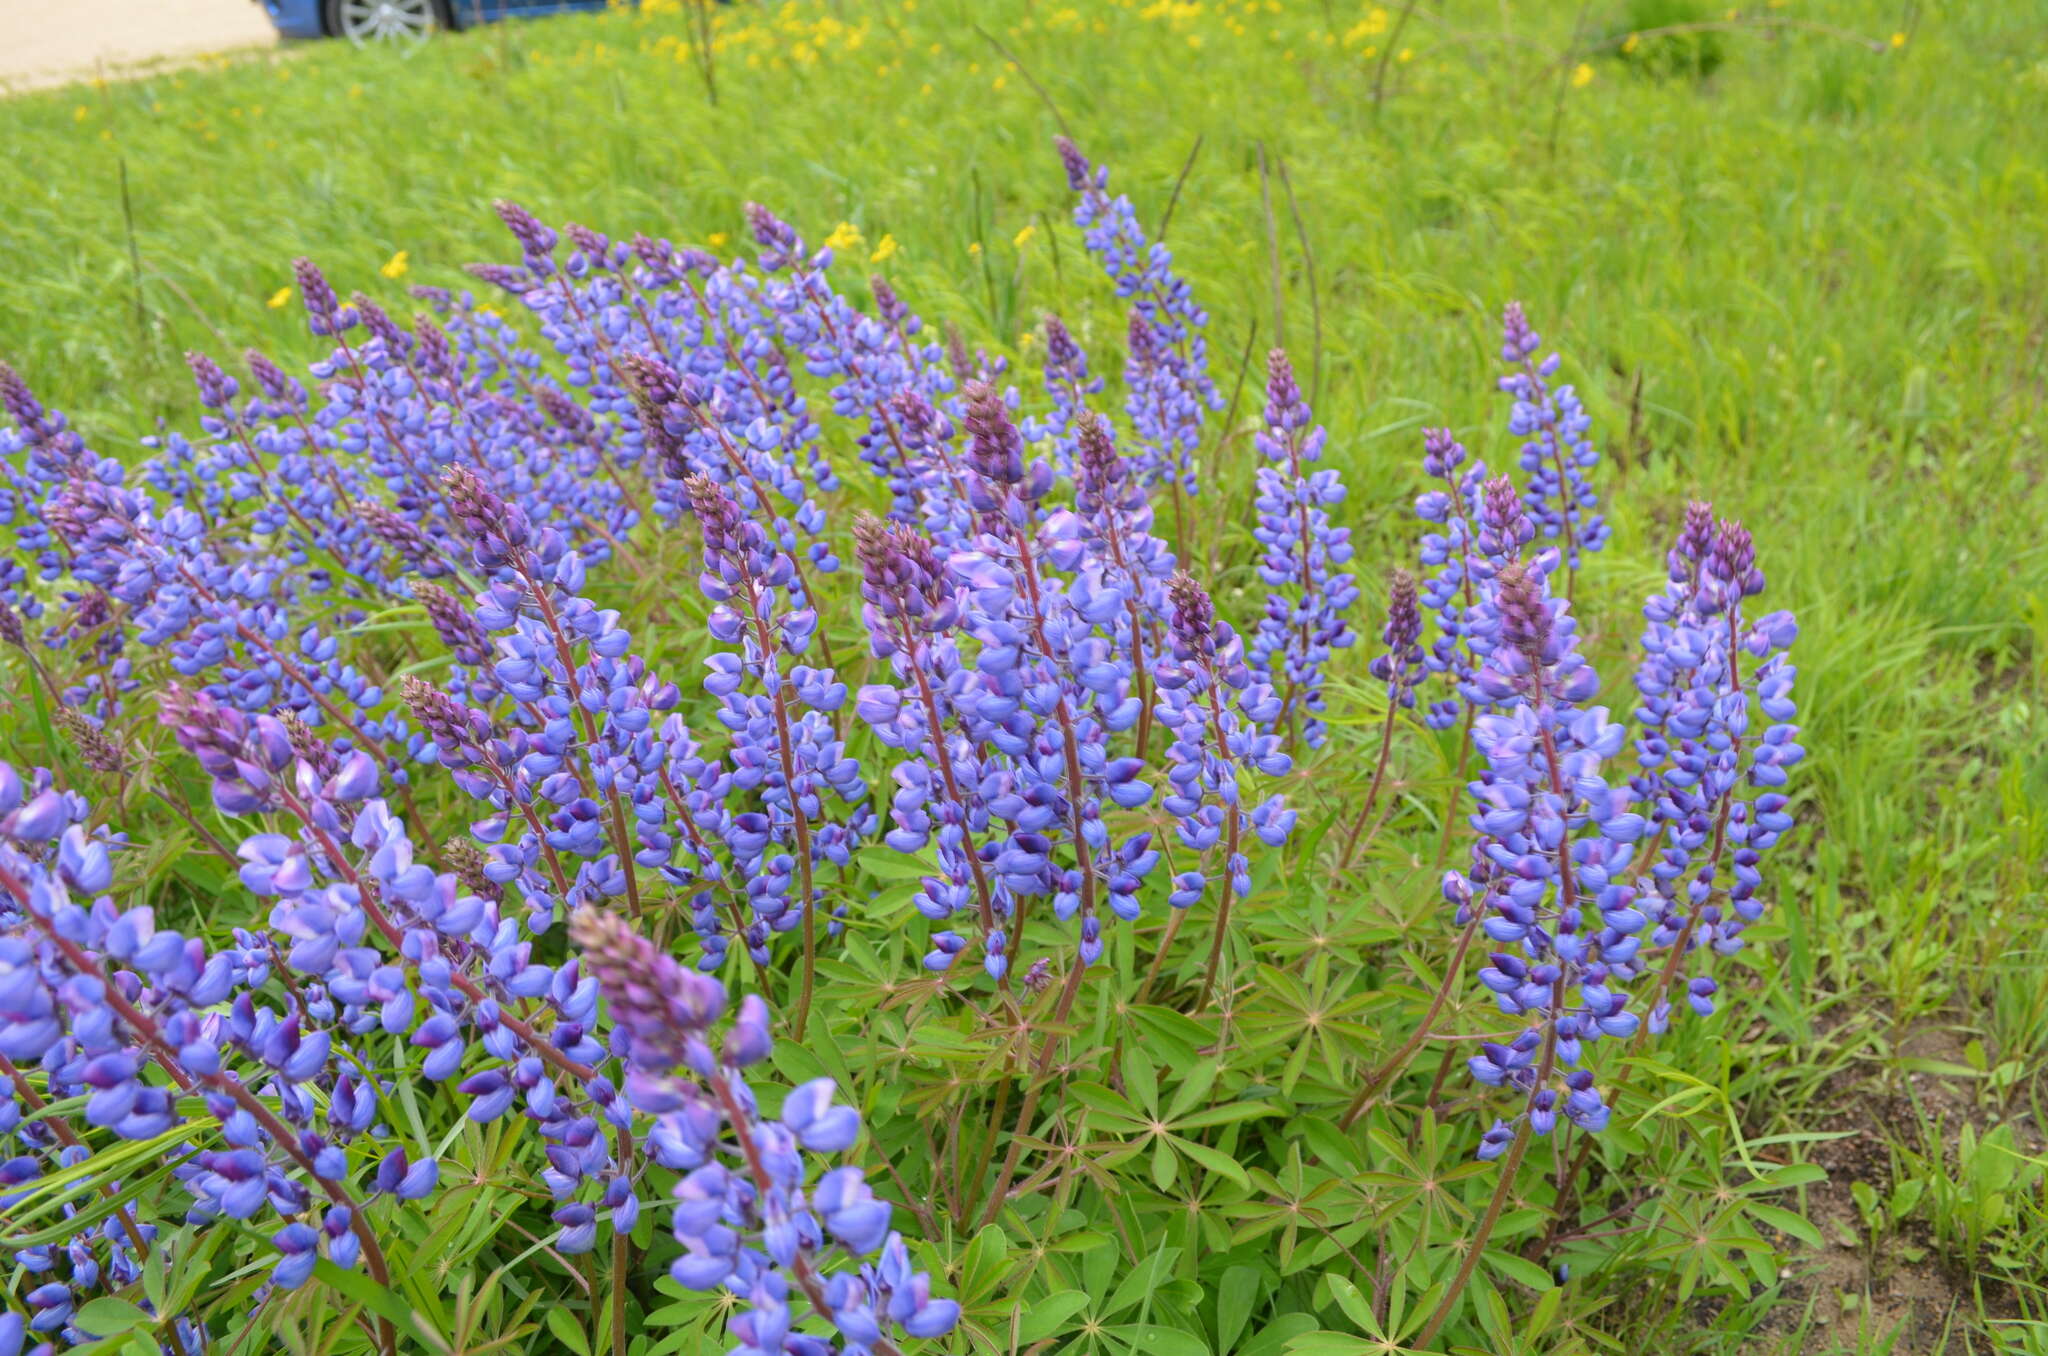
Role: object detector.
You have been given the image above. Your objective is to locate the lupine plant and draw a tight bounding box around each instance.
[0,140,1806,1354]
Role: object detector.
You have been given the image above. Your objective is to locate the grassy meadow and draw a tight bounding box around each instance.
[3,0,2048,1351]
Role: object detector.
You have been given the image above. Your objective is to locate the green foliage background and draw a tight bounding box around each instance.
[3,0,2047,1351]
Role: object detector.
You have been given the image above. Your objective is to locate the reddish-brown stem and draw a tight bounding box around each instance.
[896,617,1000,950]
[734,572,820,1039]
[1338,909,1484,1129]
[692,416,840,676]
[513,559,643,919]
[279,790,596,1088]
[1133,904,1189,1009]
[1415,983,1561,1348]
[979,954,1089,1229]
[1336,693,1402,871]
[1520,352,1581,600]
[1542,610,1750,1240]
[1190,639,1252,1011]
[1195,804,1245,1012]
[1002,521,1102,990]
[609,1129,634,1356]
[657,766,777,997]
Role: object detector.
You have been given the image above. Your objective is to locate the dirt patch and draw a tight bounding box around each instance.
[1784,1018,2045,1352]
[0,0,278,94]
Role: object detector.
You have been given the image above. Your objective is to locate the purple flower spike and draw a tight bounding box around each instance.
[1249,348,1357,749]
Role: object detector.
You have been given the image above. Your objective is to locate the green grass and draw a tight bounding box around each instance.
[4,0,2048,1350]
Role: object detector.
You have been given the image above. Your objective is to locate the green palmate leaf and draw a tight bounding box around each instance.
[1482,1249,1553,1292]
[1172,1135,1250,1190]
[1742,1162,1829,1192]
[1013,1289,1092,1341]
[1104,1323,1211,1356]
[1283,1335,1384,1356]
[856,844,947,882]
[72,1297,154,1340]
[1122,1041,1161,1113]
[1215,1265,1263,1353]
[1104,1246,1183,1319]
[958,1223,1011,1295]
[544,1306,592,1356]
[1523,1285,1564,1342]
[1173,1101,1283,1131]
[1152,1134,1180,1191]
[1320,1272,1377,1330]
[1745,1201,1825,1248]
[1127,1006,1216,1065]
[1068,1080,1144,1122]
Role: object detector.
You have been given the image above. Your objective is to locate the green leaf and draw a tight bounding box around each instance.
[1524,1284,1563,1340]
[1152,1134,1180,1191]
[1321,1272,1376,1330]
[1481,1249,1553,1291]
[1743,1162,1829,1192]
[1103,1246,1182,1319]
[309,1259,434,1344]
[545,1305,592,1356]
[73,1298,153,1339]
[1068,1080,1144,1121]
[1243,1314,1321,1356]
[959,1223,1010,1294]
[1295,1115,1364,1174]
[1282,1335,1381,1356]
[1172,1135,1250,1190]
[1104,1323,1211,1355]
[1216,1265,1261,1353]
[857,845,946,882]
[1746,1201,1824,1248]
[1013,1289,1092,1341]
[1173,1101,1283,1131]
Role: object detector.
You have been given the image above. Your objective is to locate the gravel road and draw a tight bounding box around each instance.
[1,0,279,92]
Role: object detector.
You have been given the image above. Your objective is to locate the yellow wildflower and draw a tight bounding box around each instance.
[870,234,899,264]
[824,221,863,253]
[1890,31,1906,47]
[968,241,983,256]
[1343,8,1386,43]
[1013,223,1037,249]
[708,231,730,249]
[73,106,88,122]
[380,250,410,280]
[1570,62,1594,88]
[1398,47,1412,63]
[267,286,292,309]
[1622,32,1639,53]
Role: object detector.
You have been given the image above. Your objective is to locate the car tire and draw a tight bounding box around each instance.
[323,0,444,45]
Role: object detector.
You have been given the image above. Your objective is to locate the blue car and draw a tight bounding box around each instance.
[257,0,615,46]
